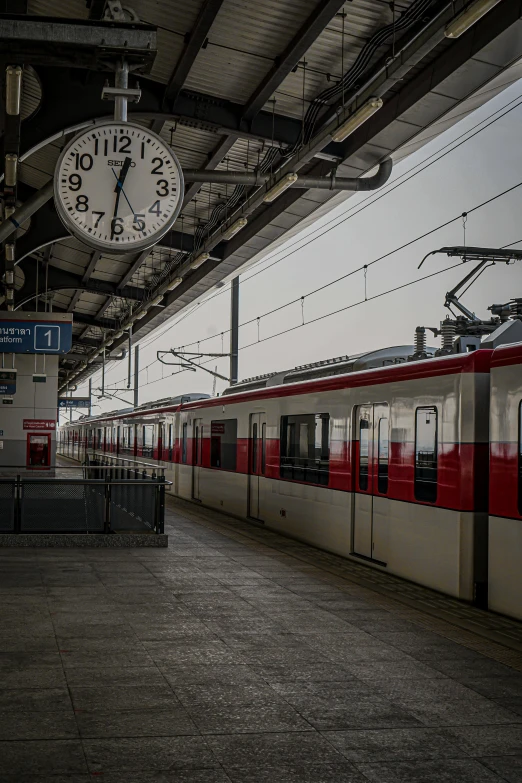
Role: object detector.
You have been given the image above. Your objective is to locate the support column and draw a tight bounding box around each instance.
[230,276,239,385]
[133,344,139,408]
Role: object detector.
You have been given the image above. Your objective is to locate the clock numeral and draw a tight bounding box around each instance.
[111,216,124,238]
[68,174,82,192]
[113,135,131,154]
[75,153,93,171]
[92,211,105,228]
[151,158,164,175]
[132,214,146,232]
[156,179,169,197]
[141,142,145,160]
[75,194,89,212]
[149,200,161,216]
[94,138,109,156]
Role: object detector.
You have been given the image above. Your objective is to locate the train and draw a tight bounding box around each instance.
[59,326,522,620]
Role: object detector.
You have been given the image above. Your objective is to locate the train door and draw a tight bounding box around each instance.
[352,403,389,564]
[248,413,266,520]
[192,418,203,501]
[158,422,164,461]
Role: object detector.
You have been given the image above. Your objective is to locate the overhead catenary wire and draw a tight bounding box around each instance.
[169,174,522,353]
[146,86,522,335]
[132,261,467,393]
[89,89,522,394]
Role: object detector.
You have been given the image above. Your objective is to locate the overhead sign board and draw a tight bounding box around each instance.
[0,369,16,395]
[23,419,56,431]
[0,312,73,354]
[58,397,91,409]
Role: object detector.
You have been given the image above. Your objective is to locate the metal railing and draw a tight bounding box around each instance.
[0,464,169,535]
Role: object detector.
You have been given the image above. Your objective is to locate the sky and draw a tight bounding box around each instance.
[66,76,522,422]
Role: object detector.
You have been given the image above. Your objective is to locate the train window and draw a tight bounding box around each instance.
[168,424,174,456]
[182,423,188,464]
[96,428,103,450]
[377,416,389,495]
[210,419,238,471]
[143,425,154,447]
[359,417,370,491]
[280,414,329,485]
[415,407,438,503]
[261,422,266,475]
[519,401,522,515]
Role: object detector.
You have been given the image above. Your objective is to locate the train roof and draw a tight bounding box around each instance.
[490,340,522,369]
[62,348,494,427]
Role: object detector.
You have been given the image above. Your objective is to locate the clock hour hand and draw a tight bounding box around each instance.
[114,156,132,195]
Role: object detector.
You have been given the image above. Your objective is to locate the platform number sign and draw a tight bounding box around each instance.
[0,320,72,354]
[35,325,60,352]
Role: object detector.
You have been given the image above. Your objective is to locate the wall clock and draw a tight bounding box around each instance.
[54,122,184,254]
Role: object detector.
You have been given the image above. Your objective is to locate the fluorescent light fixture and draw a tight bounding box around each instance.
[445,0,502,38]
[5,244,15,262]
[189,252,210,270]
[150,294,165,306]
[6,66,22,116]
[4,154,17,187]
[330,97,383,143]
[221,217,248,240]
[135,308,149,319]
[166,276,183,291]
[263,173,298,203]
[105,338,114,347]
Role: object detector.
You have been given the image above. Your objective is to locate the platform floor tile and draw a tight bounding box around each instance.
[0,496,521,781]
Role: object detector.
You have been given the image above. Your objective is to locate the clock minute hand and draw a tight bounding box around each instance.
[111,156,132,238]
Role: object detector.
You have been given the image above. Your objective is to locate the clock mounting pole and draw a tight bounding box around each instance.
[101,58,142,122]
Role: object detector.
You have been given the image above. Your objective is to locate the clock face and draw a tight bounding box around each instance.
[54,122,184,253]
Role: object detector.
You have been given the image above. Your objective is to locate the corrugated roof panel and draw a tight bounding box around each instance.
[147,27,185,84]
[28,0,88,17]
[183,46,271,104]
[131,0,202,32]
[21,67,42,121]
[205,0,319,60]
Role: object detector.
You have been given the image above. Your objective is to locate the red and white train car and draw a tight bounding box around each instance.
[488,342,522,620]
[61,347,494,606]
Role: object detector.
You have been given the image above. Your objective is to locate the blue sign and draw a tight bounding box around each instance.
[0,320,72,354]
[58,397,91,409]
[0,370,16,395]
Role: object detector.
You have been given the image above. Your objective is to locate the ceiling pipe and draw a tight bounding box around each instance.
[182,158,392,191]
[0,179,54,244]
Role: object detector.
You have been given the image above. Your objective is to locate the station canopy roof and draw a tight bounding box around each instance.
[2,0,522,387]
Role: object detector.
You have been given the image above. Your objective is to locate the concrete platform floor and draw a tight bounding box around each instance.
[1,497,522,782]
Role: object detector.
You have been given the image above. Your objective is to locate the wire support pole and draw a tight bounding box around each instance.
[230,276,239,385]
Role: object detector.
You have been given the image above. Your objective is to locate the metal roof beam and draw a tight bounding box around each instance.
[67,250,102,312]
[0,15,157,71]
[242,0,346,122]
[152,0,226,134]
[17,260,146,309]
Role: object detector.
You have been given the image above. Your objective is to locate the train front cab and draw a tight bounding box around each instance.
[488,342,522,619]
